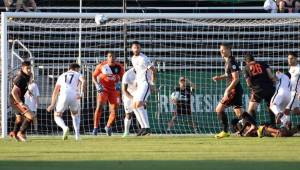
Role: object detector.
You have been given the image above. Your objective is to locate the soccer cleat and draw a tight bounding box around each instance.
[141,128,151,136]
[16,132,26,142]
[214,131,230,139]
[9,131,20,142]
[92,128,98,136]
[62,127,69,140]
[136,128,145,136]
[105,126,112,136]
[122,132,129,138]
[257,126,264,138]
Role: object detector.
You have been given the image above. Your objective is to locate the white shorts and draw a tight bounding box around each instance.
[286,91,300,110]
[55,94,80,113]
[270,90,291,112]
[133,81,150,103]
[123,95,133,114]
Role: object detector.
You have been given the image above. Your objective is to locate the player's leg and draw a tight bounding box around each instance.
[107,91,120,127]
[32,111,38,133]
[167,112,177,133]
[93,92,107,135]
[122,96,134,137]
[54,96,69,140]
[123,112,133,137]
[70,97,81,140]
[247,93,260,120]
[133,82,151,136]
[214,101,230,138]
[9,114,23,141]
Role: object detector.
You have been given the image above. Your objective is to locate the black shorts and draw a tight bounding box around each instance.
[250,87,275,105]
[220,88,243,109]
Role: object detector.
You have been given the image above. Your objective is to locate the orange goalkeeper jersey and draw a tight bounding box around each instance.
[93,61,124,91]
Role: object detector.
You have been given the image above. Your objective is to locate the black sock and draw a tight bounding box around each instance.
[268,109,276,126]
[19,118,32,133]
[13,119,22,133]
[241,112,257,126]
[218,112,228,132]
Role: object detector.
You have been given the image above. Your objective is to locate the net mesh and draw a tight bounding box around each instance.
[2,14,300,136]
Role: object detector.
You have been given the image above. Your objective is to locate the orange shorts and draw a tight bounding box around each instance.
[98,90,120,105]
[10,96,29,115]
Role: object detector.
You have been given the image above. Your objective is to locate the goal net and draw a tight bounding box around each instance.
[1,13,300,137]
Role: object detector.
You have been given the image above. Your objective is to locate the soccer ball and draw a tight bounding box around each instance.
[170,91,180,101]
[95,14,108,25]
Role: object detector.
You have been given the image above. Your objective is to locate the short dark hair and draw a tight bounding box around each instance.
[69,63,80,70]
[288,52,297,58]
[131,41,140,46]
[21,61,31,67]
[219,42,232,49]
[106,51,115,57]
[244,54,255,62]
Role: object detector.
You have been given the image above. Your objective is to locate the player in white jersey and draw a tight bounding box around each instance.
[286,52,300,118]
[24,79,40,133]
[270,71,291,127]
[131,41,156,136]
[121,68,137,137]
[47,63,86,140]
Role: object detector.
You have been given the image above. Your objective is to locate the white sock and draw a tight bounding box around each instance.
[124,117,132,134]
[136,107,150,128]
[133,109,145,128]
[54,116,68,130]
[71,114,80,140]
[270,104,280,116]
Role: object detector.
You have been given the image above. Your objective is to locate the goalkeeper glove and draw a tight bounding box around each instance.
[115,82,121,91]
[96,83,104,93]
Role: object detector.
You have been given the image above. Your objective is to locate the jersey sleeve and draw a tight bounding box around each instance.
[33,83,40,97]
[13,76,23,89]
[229,61,239,73]
[56,75,64,86]
[122,72,129,85]
[143,56,154,69]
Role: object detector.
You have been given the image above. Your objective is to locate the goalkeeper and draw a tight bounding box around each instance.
[92,52,124,136]
[166,77,198,133]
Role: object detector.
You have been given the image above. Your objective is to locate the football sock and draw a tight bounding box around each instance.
[218,112,228,132]
[71,114,80,140]
[54,116,68,130]
[136,107,150,128]
[124,117,132,134]
[94,109,102,129]
[133,109,145,128]
[107,112,116,128]
[19,118,32,133]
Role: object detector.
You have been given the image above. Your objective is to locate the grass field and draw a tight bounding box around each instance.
[1,135,300,170]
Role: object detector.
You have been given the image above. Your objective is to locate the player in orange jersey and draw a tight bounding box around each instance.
[92,52,124,136]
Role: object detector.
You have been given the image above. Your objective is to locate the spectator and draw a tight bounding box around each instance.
[16,0,38,12]
[4,0,14,12]
[278,0,300,13]
[264,0,278,13]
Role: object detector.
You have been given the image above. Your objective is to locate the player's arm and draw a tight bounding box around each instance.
[225,71,239,95]
[92,65,104,92]
[79,76,86,97]
[266,68,277,84]
[122,83,133,99]
[149,65,157,85]
[47,85,60,112]
[212,73,227,81]
[11,85,23,104]
[36,85,40,107]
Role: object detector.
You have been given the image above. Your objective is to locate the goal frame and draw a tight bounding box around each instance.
[2,12,300,138]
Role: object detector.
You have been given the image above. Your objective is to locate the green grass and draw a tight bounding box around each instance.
[1,135,300,170]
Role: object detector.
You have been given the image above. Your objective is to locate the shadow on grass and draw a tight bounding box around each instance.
[0,160,299,170]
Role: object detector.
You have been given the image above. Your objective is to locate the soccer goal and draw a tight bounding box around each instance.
[2,12,300,138]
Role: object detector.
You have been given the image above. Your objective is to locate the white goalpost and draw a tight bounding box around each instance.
[2,12,300,138]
